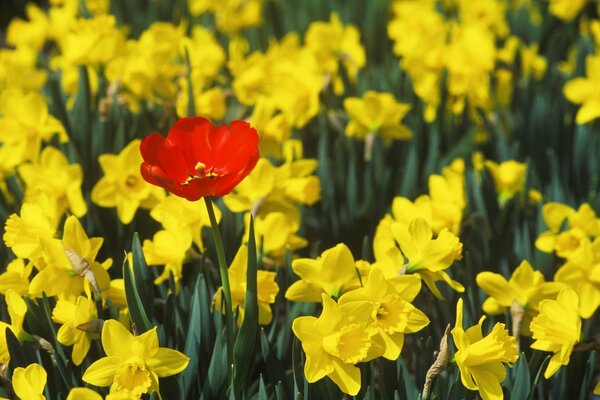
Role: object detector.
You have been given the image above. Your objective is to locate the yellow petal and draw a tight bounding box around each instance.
[328,358,361,396]
[66,387,103,400]
[102,320,133,357]
[145,348,190,377]
[82,356,122,387]
[13,363,46,400]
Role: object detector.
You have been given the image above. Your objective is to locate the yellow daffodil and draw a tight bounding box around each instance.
[214,244,279,325]
[66,387,102,400]
[189,0,263,33]
[554,237,600,318]
[224,157,320,215]
[452,298,519,400]
[143,228,192,285]
[18,146,87,217]
[91,139,165,224]
[246,211,308,264]
[0,290,31,365]
[286,243,362,302]
[29,215,112,298]
[58,14,125,66]
[12,363,46,400]
[3,198,57,267]
[485,160,527,205]
[477,260,564,335]
[305,12,365,95]
[230,33,322,129]
[535,202,600,256]
[0,89,67,173]
[344,91,412,159]
[381,159,465,236]
[150,193,220,252]
[445,24,496,114]
[530,287,581,378]
[339,268,429,360]
[387,1,446,122]
[105,22,185,112]
[549,0,587,21]
[389,217,464,298]
[564,54,600,124]
[293,294,383,395]
[82,320,189,398]
[6,3,49,52]
[52,295,100,365]
[176,82,226,121]
[0,258,32,296]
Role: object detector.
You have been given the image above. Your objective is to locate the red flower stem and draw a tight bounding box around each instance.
[204,196,234,372]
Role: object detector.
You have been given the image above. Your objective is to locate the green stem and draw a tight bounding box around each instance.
[204,197,234,378]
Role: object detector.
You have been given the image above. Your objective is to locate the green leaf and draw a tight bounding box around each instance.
[131,232,155,316]
[259,328,287,388]
[258,375,268,400]
[233,216,259,392]
[510,353,531,400]
[125,240,153,333]
[578,350,597,400]
[528,355,550,400]
[181,275,203,399]
[207,328,228,399]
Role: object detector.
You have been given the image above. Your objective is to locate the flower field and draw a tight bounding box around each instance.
[1,0,600,399]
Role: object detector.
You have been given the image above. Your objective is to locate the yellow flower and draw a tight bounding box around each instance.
[149,194,220,251]
[549,0,587,21]
[6,4,49,52]
[245,211,308,264]
[3,198,57,266]
[386,217,464,298]
[66,387,102,400]
[18,146,87,217]
[564,54,600,124]
[445,24,496,114]
[230,33,322,129]
[530,287,581,378]
[292,294,382,395]
[176,82,226,121]
[91,139,165,224]
[485,160,527,205]
[339,268,429,360]
[58,14,125,66]
[387,0,446,122]
[380,159,465,237]
[0,89,67,172]
[29,215,112,299]
[0,47,47,94]
[224,157,320,215]
[452,298,518,400]
[286,243,362,302]
[476,260,564,334]
[305,12,365,94]
[12,363,47,400]
[343,91,412,153]
[183,26,226,83]
[214,244,279,325]
[0,258,33,296]
[190,0,263,33]
[105,23,185,111]
[52,295,100,365]
[553,237,600,318]
[143,228,193,285]
[82,320,189,398]
[535,202,600,255]
[0,290,31,364]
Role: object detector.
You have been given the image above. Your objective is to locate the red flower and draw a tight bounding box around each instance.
[140,117,259,201]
